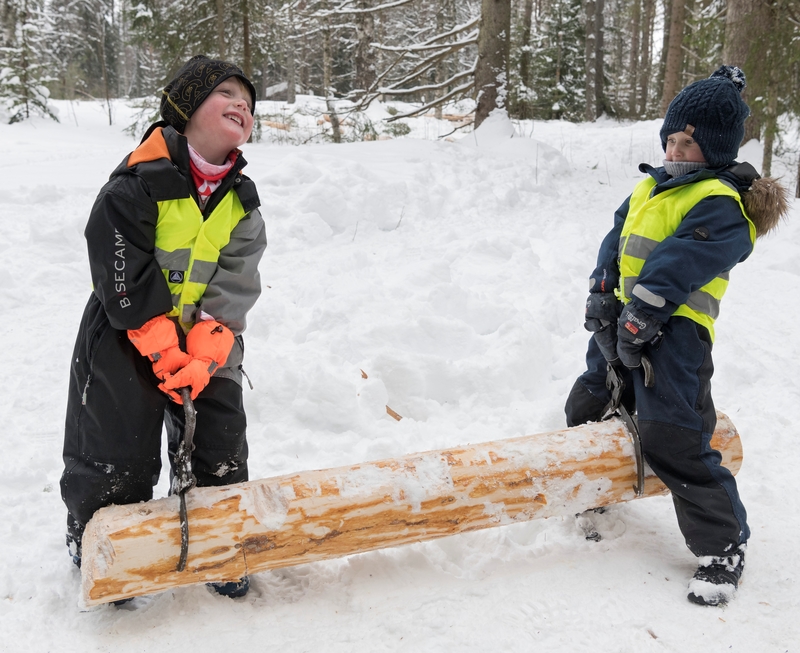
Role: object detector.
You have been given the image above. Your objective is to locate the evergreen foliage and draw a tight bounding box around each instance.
[526,0,585,121]
[1,0,800,177]
[0,0,59,123]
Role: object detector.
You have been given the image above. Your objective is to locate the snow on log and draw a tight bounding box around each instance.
[80,411,743,606]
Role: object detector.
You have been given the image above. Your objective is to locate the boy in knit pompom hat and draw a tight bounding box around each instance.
[565,66,788,607]
[60,55,265,600]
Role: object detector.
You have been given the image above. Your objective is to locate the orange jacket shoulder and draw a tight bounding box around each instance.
[127,127,171,167]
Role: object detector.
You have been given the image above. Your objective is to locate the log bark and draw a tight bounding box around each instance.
[81,412,743,606]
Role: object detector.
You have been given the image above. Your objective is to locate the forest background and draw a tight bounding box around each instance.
[2,0,800,181]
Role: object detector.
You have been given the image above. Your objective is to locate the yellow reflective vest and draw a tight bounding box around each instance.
[155,192,245,332]
[616,176,756,341]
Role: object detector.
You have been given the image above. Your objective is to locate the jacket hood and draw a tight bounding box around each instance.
[738,171,790,238]
[640,161,789,239]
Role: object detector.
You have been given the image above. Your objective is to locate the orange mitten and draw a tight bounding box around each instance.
[186,320,235,367]
[127,315,192,380]
[159,321,234,402]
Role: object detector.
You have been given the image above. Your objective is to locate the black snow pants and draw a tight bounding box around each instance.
[60,294,249,553]
[564,316,749,558]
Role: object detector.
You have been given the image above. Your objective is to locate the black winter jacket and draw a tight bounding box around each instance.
[85,125,266,336]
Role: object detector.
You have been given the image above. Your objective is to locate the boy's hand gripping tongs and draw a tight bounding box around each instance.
[602,364,646,497]
[172,387,197,572]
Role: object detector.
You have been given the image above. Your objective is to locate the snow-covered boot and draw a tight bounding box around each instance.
[208,576,250,598]
[67,529,82,569]
[687,545,745,606]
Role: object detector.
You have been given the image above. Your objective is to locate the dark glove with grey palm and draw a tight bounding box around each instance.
[616,304,663,369]
[584,293,620,363]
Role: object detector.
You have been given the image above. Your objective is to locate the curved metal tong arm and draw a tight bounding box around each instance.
[603,364,646,497]
[174,387,197,572]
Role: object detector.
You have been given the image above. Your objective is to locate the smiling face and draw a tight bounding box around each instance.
[665,130,706,163]
[182,77,254,164]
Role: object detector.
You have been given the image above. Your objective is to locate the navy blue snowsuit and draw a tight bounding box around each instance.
[565,163,755,558]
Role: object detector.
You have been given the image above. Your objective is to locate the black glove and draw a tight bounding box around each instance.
[616,304,663,369]
[584,293,620,364]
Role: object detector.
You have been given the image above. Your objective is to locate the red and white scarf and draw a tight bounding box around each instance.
[188,144,238,208]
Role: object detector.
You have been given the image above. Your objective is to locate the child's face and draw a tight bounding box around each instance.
[665,131,706,163]
[183,78,254,164]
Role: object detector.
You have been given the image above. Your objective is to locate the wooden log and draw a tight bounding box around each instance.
[80,411,743,606]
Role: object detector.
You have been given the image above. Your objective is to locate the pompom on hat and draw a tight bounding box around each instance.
[160,55,257,133]
[660,65,750,167]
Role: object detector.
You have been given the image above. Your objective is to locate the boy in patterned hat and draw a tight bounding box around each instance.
[565,66,788,606]
[60,55,265,600]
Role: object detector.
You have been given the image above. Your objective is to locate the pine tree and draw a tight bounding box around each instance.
[528,0,585,121]
[0,0,58,122]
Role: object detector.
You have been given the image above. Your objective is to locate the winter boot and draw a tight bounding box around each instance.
[67,519,84,569]
[208,576,250,599]
[687,545,745,607]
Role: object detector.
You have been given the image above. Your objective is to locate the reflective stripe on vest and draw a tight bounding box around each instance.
[154,190,246,332]
[616,176,756,341]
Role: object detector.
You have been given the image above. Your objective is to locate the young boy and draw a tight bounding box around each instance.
[565,66,787,606]
[60,55,266,599]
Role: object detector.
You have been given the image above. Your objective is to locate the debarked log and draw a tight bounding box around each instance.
[80,411,743,606]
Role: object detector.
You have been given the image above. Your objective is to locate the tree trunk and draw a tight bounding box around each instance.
[660,0,686,115]
[474,0,511,128]
[322,17,342,143]
[628,0,641,116]
[519,0,534,101]
[584,0,597,122]
[723,0,770,143]
[354,0,376,96]
[795,152,800,198]
[286,4,296,104]
[595,0,605,117]
[722,0,754,66]
[216,0,226,59]
[434,0,456,120]
[241,0,251,79]
[97,15,112,126]
[638,0,655,117]
[80,412,743,606]
[761,90,776,176]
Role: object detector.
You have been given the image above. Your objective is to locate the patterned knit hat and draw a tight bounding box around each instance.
[160,55,256,133]
[660,65,750,167]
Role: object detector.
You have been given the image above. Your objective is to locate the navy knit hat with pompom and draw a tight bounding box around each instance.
[160,55,256,133]
[660,65,750,167]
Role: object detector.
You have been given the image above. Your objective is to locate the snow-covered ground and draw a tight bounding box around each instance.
[1,97,798,652]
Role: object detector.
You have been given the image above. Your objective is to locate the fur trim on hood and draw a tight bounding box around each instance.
[725,161,790,238]
[742,175,790,239]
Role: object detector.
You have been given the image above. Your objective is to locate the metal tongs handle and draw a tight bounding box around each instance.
[173,387,197,572]
[603,364,646,497]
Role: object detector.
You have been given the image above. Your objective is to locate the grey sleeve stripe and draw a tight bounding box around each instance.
[197,211,267,335]
[181,303,197,324]
[621,234,659,260]
[631,284,666,308]
[623,276,636,299]
[155,247,191,271]
[686,290,721,319]
[626,276,722,318]
[189,259,218,284]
